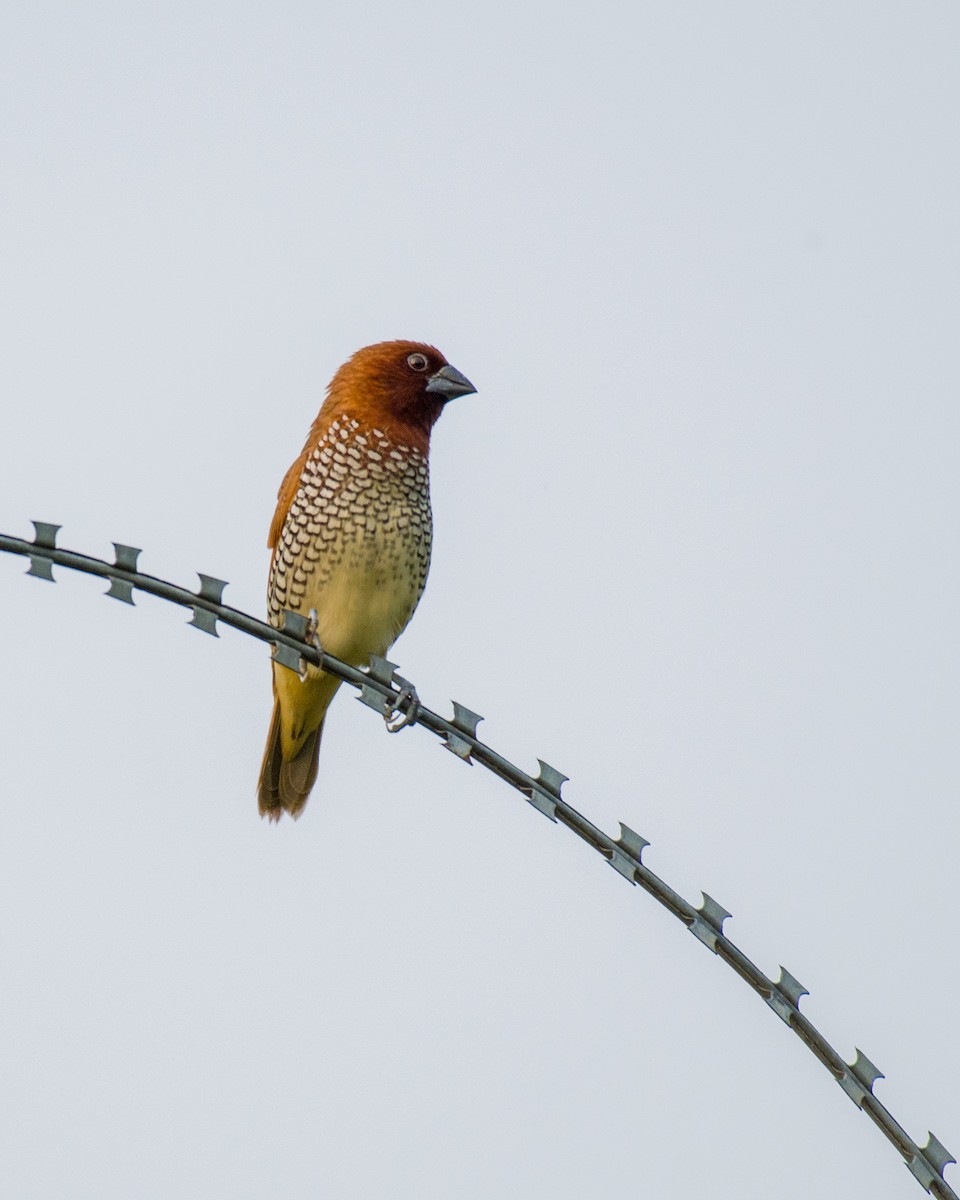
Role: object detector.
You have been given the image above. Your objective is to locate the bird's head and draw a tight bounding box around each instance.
[325,340,476,448]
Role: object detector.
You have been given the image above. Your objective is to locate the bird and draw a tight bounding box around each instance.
[257,340,476,821]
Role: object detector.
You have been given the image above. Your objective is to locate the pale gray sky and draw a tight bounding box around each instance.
[1,3,958,1198]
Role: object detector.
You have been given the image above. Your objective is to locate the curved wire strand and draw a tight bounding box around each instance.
[0,520,955,1199]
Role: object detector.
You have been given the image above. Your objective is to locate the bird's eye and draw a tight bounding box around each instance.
[407,353,429,372]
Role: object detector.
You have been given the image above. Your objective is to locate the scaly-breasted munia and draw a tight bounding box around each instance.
[257,340,476,820]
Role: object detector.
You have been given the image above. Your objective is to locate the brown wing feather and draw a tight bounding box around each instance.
[268,447,309,551]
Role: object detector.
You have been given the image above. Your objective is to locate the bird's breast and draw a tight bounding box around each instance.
[268,417,433,664]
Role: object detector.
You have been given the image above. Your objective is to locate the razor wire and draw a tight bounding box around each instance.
[0,519,955,1199]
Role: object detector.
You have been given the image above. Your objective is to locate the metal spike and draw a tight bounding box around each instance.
[838,1048,884,1108]
[275,611,320,678]
[26,556,55,581]
[776,968,808,1006]
[451,702,483,736]
[187,574,228,635]
[196,573,227,604]
[849,1049,884,1092]
[31,521,60,548]
[105,543,142,604]
[765,968,810,1024]
[188,607,218,636]
[699,893,731,933]
[443,701,484,761]
[688,919,717,950]
[837,1069,868,1108]
[608,852,638,882]
[688,893,732,950]
[26,520,60,580]
[906,1158,937,1190]
[921,1133,956,1177]
[608,823,649,882]
[271,641,304,675]
[357,655,399,713]
[106,577,134,604]
[523,760,566,822]
[617,824,650,861]
[535,760,568,797]
[280,610,311,640]
[366,655,399,685]
[112,543,141,573]
[525,787,558,821]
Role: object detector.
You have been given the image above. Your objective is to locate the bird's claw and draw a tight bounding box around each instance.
[304,608,321,646]
[297,608,322,681]
[385,679,420,733]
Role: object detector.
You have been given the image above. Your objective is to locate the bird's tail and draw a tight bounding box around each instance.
[257,699,324,822]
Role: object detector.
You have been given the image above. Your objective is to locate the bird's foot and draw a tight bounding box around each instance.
[297,608,322,680]
[385,678,420,733]
[304,608,321,647]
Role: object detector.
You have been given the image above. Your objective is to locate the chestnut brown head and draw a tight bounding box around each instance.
[324,340,476,448]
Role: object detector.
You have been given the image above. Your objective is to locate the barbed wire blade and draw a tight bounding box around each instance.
[839,1048,884,1107]
[279,610,310,640]
[920,1133,956,1178]
[524,759,565,821]
[617,824,650,860]
[357,655,398,714]
[768,967,810,1023]
[277,610,321,679]
[443,701,484,762]
[850,1049,884,1092]
[535,760,567,795]
[197,573,228,604]
[188,573,228,636]
[26,520,60,580]
[105,543,142,604]
[700,893,731,931]
[690,893,732,949]
[271,640,304,675]
[609,823,649,881]
[777,968,809,1005]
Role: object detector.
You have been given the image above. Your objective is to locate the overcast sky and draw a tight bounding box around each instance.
[1,3,958,1198]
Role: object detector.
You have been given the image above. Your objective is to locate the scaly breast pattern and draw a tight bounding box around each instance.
[267,417,432,665]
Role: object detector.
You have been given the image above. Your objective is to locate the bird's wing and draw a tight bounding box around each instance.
[268,447,309,551]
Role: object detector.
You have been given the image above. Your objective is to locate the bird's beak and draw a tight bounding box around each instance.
[425,363,476,401]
